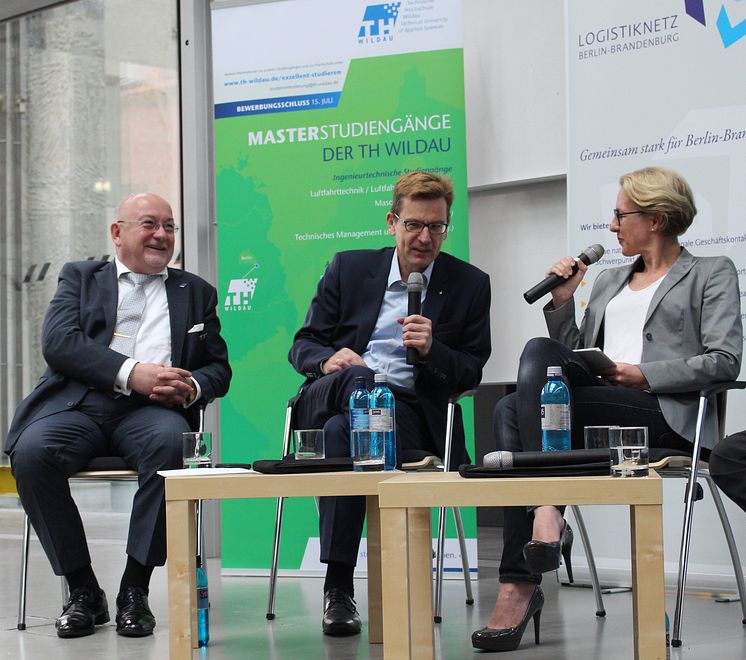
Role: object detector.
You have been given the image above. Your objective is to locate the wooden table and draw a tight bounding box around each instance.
[378,472,665,660]
[163,470,396,659]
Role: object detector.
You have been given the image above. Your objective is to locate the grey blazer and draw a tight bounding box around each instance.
[544,248,742,447]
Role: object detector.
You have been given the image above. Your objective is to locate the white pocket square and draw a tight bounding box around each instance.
[188,323,204,333]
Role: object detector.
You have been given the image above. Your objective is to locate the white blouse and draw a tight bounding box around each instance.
[603,275,665,364]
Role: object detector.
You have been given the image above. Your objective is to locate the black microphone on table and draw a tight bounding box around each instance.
[523,244,605,305]
[483,449,610,468]
[406,272,424,365]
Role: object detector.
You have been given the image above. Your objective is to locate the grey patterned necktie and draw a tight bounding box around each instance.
[110,272,159,357]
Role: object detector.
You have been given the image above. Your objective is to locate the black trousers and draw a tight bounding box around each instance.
[294,366,438,566]
[10,389,188,575]
[495,338,692,584]
[709,431,746,514]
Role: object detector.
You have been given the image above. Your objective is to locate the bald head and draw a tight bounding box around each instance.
[111,193,176,274]
[115,193,172,222]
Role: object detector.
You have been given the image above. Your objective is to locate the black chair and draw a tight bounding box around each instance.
[266,390,475,623]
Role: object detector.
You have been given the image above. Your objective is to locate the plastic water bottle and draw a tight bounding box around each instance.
[350,376,381,470]
[349,376,370,443]
[196,555,209,646]
[370,373,396,470]
[540,366,571,451]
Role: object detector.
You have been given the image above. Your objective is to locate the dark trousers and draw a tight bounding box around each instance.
[10,389,188,575]
[709,431,746,514]
[294,366,438,566]
[495,338,692,584]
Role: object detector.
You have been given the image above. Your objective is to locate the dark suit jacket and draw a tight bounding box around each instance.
[289,248,491,467]
[5,260,232,453]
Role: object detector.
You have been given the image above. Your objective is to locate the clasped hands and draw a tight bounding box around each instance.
[128,362,196,406]
[321,314,432,375]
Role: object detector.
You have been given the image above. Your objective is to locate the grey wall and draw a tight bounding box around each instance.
[463,0,567,384]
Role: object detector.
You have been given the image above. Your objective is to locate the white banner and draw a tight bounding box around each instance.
[212,0,463,110]
[566,0,745,374]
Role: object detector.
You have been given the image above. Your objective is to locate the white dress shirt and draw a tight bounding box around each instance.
[111,259,201,405]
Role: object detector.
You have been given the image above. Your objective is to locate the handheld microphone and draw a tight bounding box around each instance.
[406,272,424,365]
[483,449,610,469]
[483,450,515,468]
[523,244,605,305]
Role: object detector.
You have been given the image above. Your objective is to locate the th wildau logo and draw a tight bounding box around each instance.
[358,2,401,44]
[224,263,259,312]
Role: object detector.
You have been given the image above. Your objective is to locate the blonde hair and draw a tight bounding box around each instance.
[619,167,696,236]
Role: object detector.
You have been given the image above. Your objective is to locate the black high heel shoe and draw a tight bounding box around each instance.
[522,521,574,581]
[471,586,544,652]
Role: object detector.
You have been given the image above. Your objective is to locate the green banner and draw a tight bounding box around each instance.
[214,13,470,571]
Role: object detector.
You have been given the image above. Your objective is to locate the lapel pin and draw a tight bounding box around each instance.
[179,283,187,288]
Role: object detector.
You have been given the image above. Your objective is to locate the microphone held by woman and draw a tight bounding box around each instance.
[523,243,605,304]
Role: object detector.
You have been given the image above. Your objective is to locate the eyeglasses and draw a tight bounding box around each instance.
[118,219,179,234]
[393,213,449,235]
[613,209,648,223]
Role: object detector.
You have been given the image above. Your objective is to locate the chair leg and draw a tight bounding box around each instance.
[433,506,447,623]
[569,505,606,617]
[267,400,295,620]
[61,577,69,609]
[452,507,474,605]
[266,496,286,620]
[17,514,31,630]
[672,467,698,646]
[672,394,709,647]
[703,473,746,623]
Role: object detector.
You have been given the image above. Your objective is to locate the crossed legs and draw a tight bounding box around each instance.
[476,338,691,650]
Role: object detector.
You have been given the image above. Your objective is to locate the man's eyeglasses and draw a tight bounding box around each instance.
[118,219,179,234]
[393,212,449,235]
[613,209,648,223]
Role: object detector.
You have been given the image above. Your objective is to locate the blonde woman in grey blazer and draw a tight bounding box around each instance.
[473,166,742,652]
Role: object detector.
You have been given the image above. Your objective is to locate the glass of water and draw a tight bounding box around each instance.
[609,426,648,478]
[293,429,325,460]
[183,432,213,468]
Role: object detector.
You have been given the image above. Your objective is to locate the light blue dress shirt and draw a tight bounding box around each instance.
[361,250,434,390]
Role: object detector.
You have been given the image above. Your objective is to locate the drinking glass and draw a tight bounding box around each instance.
[609,426,648,478]
[293,429,325,459]
[183,432,213,468]
[584,425,618,450]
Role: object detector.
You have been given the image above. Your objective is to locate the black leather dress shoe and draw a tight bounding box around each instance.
[56,587,110,638]
[322,588,362,636]
[116,587,156,637]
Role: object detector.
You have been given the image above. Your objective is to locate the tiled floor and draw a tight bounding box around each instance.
[1,482,745,659]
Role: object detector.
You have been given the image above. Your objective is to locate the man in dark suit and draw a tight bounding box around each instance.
[289,171,491,636]
[5,193,231,638]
